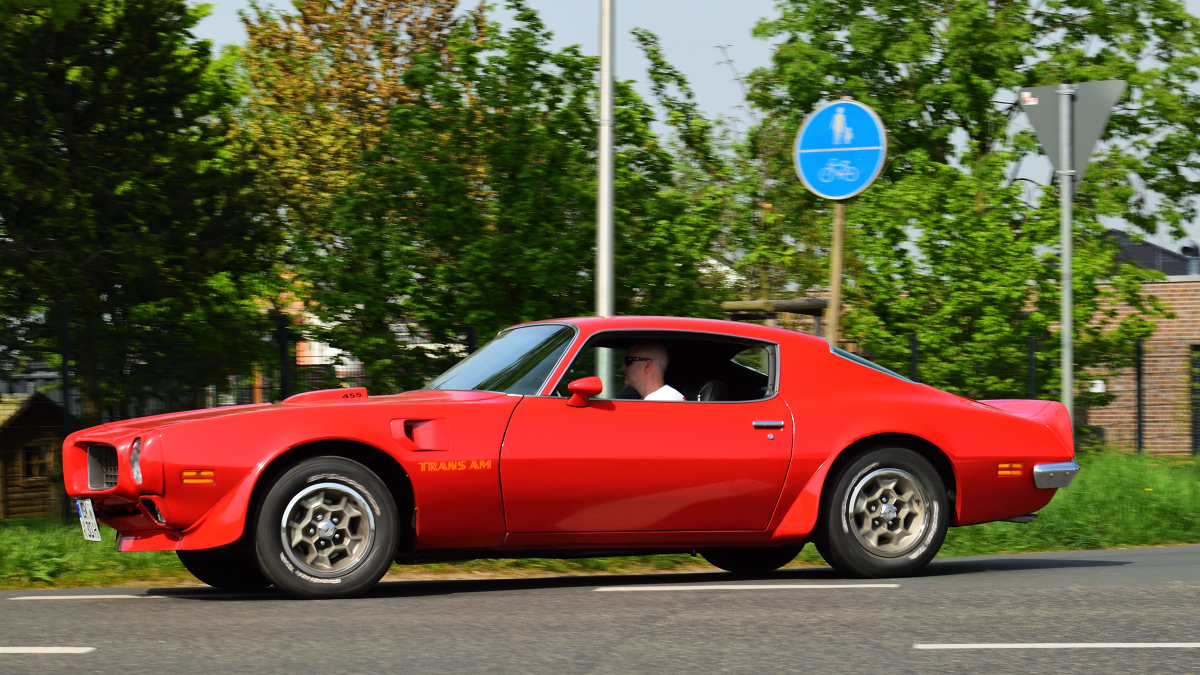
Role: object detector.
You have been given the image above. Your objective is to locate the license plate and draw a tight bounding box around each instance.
[76,499,102,542]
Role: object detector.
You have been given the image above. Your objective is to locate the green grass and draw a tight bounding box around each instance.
[0,521,189,589]
[2,449,1197,589]
[941,450,1200,555]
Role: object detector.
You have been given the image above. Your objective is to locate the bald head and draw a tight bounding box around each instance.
[627,341,669,371]
[622,340,670,398]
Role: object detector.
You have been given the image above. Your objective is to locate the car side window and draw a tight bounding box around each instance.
[550,335,775,402]
[552,345,633,399]
[731,347,768,375]
[724,346,772,401]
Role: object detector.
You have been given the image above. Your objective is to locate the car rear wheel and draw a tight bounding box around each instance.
[177,543,271,591]
[814,447,948,578]
[254,456,398,599]
[701,545,802,574]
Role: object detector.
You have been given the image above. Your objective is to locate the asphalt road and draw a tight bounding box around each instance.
[3,545,1200,674]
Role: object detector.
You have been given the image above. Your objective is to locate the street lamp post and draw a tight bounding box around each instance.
[595,0,615,395]
[596,0,614,319]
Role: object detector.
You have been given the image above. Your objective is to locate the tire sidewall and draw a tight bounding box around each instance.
[255,456,398,599]
[824,447,947,578]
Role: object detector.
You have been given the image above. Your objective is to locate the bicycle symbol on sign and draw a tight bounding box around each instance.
[817,160,860,183]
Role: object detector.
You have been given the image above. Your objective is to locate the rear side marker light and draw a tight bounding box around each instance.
[997,463,1023,477]
[182,470,215,485]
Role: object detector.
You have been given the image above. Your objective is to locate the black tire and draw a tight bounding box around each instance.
[254,456,399,599]
[701,545,802,574]
[177,543,271,591]
[814,447,948,578]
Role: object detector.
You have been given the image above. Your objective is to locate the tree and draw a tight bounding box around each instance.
[298,3,726,390]
[746,0,1192,400]
[238,0,468,239]
[0,0,280,418]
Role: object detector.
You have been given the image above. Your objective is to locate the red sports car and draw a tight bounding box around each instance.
[63,316,1079,598]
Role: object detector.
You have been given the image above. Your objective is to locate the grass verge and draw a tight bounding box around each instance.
[2,449,1197,589]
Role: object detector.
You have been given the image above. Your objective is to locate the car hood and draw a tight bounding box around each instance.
[97,389,510,432]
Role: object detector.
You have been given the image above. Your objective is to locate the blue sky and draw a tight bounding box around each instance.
[190,0,780,133]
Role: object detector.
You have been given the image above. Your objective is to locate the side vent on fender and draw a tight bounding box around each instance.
[390,419,450,451]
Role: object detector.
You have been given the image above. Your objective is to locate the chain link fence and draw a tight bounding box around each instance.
[6,301,1195,519]
[0,304,475,520]
[854,333,1196,455]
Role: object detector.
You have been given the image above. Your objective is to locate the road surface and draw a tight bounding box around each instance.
[2,545,1199,673]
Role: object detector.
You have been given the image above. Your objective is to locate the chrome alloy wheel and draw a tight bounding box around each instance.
[846,468,930,558]
[280,482,376,578]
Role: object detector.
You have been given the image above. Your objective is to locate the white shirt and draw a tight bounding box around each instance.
[643,384,685,401]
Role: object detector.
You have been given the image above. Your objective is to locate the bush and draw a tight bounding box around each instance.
[942,450,1200,555]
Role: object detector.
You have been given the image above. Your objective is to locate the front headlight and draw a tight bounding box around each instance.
[130,437,143,484]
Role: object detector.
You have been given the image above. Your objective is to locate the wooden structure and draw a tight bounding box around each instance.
[721,298,829,336]
[0,393,63,519]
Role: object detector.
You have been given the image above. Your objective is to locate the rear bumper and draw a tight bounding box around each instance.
[1033,461,1080,489]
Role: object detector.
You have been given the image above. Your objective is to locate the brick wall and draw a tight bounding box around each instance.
[1087,278,1200,455]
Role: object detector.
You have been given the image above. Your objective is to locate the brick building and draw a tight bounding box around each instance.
[1087,233,1200,455]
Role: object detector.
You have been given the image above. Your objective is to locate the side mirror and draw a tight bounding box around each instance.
[566,376,604,407]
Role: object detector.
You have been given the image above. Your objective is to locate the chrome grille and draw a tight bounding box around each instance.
[87,444,118,489]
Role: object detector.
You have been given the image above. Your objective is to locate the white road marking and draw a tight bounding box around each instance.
[916,643,1200,650]
[595,583,899,592]
[0,647,96,654]
[9,594,165,601]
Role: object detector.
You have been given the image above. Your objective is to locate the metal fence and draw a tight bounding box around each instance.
[1085,339,1198,455]
[5,301,1195,519]
[0,304,475,519]
[862,334,1194,455]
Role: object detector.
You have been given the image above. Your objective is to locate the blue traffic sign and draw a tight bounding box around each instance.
[794,100,887,200]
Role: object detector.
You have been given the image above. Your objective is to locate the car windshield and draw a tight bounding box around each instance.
[425,324,575,395]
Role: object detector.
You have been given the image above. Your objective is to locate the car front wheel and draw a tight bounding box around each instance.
[254,456,399,599]
[814,447,948,578]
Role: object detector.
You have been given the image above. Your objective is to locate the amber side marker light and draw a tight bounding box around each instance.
[182,470,215,485]
[997,463,1023,477]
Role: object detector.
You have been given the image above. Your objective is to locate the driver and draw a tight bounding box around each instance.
[621,341,685,401]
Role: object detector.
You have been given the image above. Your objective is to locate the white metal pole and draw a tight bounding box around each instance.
[596,0,615,318]
[595,0,615,396]
[1059,81,1075,421]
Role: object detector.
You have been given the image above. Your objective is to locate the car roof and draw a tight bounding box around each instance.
[516,315,830,347]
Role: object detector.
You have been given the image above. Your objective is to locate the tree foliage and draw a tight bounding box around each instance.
[0,0,279,413]
[296,3,726,389]
[746,0,1193,400]
[238,0,472,237]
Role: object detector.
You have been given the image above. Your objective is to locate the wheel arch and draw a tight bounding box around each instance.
[245,440,416,550]
[818,433,958,527]
[770,431,959,543]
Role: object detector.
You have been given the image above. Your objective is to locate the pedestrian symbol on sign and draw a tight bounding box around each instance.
[830,107,854,144]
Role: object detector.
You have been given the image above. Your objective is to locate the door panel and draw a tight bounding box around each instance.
[500,396,793,533]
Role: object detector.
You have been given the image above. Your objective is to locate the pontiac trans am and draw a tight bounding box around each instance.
[64,316,1079,599]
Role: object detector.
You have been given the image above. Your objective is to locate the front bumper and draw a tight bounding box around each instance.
[1033,461,1080,489]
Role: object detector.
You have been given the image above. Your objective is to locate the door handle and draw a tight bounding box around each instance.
[753,420,785,429]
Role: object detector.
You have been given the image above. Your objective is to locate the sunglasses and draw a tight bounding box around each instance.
[623,356,656,366]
